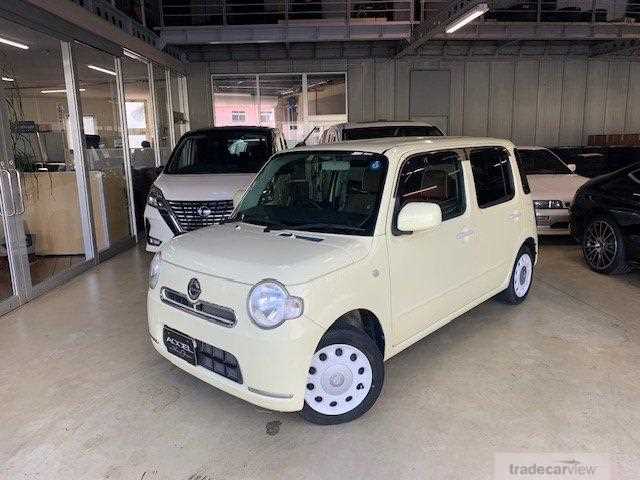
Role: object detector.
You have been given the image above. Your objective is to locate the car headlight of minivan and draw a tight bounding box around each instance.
[147,185,166,210]
[149,252,162,289]
[533,199,564,209]
[247,280,304,329]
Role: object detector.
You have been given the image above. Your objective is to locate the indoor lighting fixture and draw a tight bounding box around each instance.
[87,64,116,76]
[123,49,141,60]
[445,3,489,34]
[1,77,14,82]
[41,88,86,94]
[0,36,29,50]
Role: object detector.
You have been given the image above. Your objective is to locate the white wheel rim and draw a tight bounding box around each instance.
[513,253,533,298]
[305,343,373,416]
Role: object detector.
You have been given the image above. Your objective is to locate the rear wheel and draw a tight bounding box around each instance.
[582,216,630,274]
[499,246,534,305]
[300,326,384,425]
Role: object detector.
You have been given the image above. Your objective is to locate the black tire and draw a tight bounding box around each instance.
[300,325,384,425]
[581,216,631,275]
[499,245,534,305]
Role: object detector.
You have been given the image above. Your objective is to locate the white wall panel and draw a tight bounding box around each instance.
[558,60,587,146]
[604,62,630,135]
[463,62,490,137]
[488,62,514,140]
[626,62,640,134]
[512,60,539,145]
[583,61,608,141]
[361,59,375,121]
[535,60,563,146]
[347,63,364,122]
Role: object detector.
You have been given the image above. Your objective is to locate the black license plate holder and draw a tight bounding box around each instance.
[163,326,197,366]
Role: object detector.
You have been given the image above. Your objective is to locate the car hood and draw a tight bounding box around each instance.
[154,172,255,201]
[527,174,589,202]
[161,223,373,286]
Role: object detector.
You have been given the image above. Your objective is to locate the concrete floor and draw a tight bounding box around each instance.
[1,241,639,480]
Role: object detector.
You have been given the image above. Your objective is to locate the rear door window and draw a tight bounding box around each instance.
[469,147,515,208]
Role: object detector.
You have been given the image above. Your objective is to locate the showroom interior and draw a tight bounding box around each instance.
[1,0,639,478]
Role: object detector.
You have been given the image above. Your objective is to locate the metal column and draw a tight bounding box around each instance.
[61,41,98,262]
[147,61,163,167]
[166,68,176,149]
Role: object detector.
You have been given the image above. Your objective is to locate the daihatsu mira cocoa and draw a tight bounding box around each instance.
[148,137,537,424]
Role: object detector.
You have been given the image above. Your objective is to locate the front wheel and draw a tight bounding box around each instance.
[581,216,630,275]
[300,326,384,425]
[499,246,534,305]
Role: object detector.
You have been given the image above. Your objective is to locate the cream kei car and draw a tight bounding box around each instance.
[147,137,537,424]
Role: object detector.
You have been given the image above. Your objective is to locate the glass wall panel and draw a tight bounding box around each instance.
[212,75,258,127]
[259,74,303,146]
[169,71,187,143]
[152,64,171,164]
[121,55,157,234]
[121,56,156,165]
[307,74,347,116]
[0,18,88,286]
[306,73,348,144]
[74,43,133,251]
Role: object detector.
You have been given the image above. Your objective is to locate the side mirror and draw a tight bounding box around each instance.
[233,188,246,208]
[567,163,577,173]
[397,202,442,233]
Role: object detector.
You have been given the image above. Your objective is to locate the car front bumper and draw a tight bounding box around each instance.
[535,208,571,235]
[147,283,324,412]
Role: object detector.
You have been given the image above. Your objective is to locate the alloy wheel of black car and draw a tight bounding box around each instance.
[582,217,630,274]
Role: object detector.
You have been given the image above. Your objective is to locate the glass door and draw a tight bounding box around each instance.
[0,18,93,301]
[73,42,136,254]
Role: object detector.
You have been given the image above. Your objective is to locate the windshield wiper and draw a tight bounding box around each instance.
[279,223,367,234]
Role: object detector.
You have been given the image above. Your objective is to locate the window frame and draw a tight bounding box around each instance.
[392,148,468,236]
[467,146,516,210]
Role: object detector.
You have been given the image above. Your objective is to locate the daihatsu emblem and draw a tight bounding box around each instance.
[187,278,201,301]
[197,206,212,217]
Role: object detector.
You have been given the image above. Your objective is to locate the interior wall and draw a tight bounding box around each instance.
[186,51,640,147]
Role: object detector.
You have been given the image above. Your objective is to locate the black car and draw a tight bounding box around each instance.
[570,162,640,274]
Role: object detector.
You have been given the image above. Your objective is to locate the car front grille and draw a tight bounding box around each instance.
[167,199,234,232]
[160,287,237,327]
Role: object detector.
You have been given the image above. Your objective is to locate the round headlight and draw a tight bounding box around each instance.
[247,280,303,329]
[149,252,162,289]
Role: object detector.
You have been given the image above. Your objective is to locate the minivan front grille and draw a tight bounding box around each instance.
[166,200,234,232]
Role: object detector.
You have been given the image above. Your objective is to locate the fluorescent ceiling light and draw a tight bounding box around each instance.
[0,36,29,50]
[41,88,86,94]
[2,77,14,82]
[123,49,143,60]
[445,3,489,34]
[88,64,116,76]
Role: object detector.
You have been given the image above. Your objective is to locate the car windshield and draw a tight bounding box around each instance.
[343,125,443,140]
[165,129,272,175]
[517,148,572,175]
[232,151,389,236]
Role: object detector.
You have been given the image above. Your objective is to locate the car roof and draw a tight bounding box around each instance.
[516,146,551,151]
[187,126,274,135]
[291,136,514,156]
[334,121,438,130]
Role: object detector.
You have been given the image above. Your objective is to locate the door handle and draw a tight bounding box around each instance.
[13,171,25,215]
[508,211,522,221]
[456,227,474,241]
[0,170,16,217]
